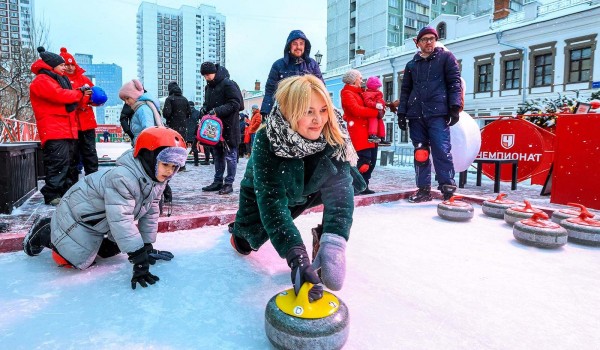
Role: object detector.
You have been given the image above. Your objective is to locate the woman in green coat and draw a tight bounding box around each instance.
[230,74,366,301]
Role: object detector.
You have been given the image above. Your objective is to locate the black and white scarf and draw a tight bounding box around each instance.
[265,105,358,166]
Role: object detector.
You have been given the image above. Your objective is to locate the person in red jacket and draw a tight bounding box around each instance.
[247,104,262,153]
[60,47,99,175]
[30,47,90,206]
[340,69,379,195]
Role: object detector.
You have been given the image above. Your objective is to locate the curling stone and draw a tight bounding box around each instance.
[504,200,544,226]
[551,203,600,224]
[561,209,600,246]
[437,195,474,222]
[513,212,568,248]
[265,283,349,350]
[482,193,516,219]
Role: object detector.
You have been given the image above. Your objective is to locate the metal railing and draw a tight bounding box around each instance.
[0,115,39,143]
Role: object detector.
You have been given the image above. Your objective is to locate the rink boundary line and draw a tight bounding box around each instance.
[0,190,554,254]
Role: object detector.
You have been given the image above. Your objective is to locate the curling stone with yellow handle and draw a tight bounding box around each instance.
[504,200,544,226]
[265,282,349,350]
[437,195,474,222]
[551,203,600,225]
[513,212,568,248]
[482,193,516,219]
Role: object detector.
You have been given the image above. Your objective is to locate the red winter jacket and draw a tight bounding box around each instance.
[66,66,97,131]
[247,110,262,134]
[340,84,379,152]
[30,59,84,146]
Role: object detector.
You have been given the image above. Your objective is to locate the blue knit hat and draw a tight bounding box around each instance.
[155,147,188,179]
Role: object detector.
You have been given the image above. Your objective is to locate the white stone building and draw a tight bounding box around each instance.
[324,0,600,145]
[136,2,225,103]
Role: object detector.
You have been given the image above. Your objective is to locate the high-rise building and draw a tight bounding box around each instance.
[326,0,431,70]
[75,53,123,124]
[0,0,34,59]
[136,2,226,103]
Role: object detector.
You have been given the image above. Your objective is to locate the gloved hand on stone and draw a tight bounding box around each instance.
[144,243,174,265]
[311,233,347,291]
[447,106,461,126]
[397,113,407,131]
[128,247,160,290]
[286,245,323,302]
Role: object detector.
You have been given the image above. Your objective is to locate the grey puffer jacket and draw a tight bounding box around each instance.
[51,149,165,269]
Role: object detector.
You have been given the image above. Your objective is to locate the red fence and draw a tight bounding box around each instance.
[0,115,39,143]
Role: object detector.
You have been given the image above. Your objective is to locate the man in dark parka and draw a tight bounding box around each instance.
[200,62,242,195]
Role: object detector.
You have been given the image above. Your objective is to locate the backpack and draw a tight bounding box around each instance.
[197,114,224,146]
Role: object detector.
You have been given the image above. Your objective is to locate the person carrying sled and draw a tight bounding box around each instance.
[229,75,365,301]
[23,127,188,290]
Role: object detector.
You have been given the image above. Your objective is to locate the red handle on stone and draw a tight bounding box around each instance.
[567,203,594,219]
[531,212,549,221]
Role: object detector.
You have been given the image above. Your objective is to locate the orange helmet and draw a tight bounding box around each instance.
[133,126,186,157]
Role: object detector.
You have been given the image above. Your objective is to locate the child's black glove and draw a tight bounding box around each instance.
[397,113,407,131]
[144,243,174,265]
[128,247,160,290]
[286,245,323,302]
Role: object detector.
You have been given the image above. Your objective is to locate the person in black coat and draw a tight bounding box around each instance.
[186,101,201,166]
[163,81,191,138]
[199,62,242,195]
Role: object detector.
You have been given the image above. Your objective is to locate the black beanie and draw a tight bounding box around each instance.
[200,62,217,75]
[37,47,65,68]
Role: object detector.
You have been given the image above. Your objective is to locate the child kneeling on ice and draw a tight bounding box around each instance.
[23,127,188,290]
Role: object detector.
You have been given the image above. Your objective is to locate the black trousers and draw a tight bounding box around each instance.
[356,146,378,186]
[41,139,78,203]
[77,129,99,175]
[189,140,199,165]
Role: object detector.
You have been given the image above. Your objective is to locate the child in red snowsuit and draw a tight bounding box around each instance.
[362,76,387,144]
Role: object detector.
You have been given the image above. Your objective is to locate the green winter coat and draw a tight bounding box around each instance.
[233,128,366,258]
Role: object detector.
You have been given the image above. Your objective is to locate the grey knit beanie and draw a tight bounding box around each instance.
[342,69,361,85]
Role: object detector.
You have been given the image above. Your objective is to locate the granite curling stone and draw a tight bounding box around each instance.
[265,282,349,350]
[437,195,474,222]
[513,212,568,248]
[561,208,600,246]
[482,193,516,219]
[504,200,544,226]
[551,203,600,224]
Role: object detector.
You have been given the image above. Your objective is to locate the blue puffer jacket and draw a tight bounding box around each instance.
[131,92,161,140]
[260,30,323,115]
[398,47,462,119]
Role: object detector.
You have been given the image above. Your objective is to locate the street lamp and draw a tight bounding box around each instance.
[314,50,323,65]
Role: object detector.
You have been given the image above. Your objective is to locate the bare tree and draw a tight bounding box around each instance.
[0,17,50,122]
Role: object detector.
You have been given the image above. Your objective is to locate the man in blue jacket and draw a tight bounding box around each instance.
[397,26,463,203]
[260,29,323,118]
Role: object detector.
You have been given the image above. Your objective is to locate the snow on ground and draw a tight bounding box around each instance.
[1,201,599,349]
[95,142,132,160]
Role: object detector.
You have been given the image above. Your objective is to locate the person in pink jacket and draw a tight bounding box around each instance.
[362,76,390,145]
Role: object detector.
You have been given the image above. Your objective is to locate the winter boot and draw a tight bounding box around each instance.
[311,224,323,260]
[361,187,375,195]
[218,184,233,195]
[202,182,223,192]
[230,235,254,255]
[408,187,432,203]
[23,216,52,256]
[367,135,381,143]
[441,184,457,201]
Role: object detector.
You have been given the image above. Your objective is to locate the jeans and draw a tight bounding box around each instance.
[408,116,456,188]
[213,143,238,185]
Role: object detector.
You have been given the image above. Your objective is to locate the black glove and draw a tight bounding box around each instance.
[397,113,407,131]
[447,106,460,126]
[144,243,174,265]
[208,109,216,115]
[199,107,208,115]
[78,85,91,92]
[128,247,159,289]
[286,245,323,302]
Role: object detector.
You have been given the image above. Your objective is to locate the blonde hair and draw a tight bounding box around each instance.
[274,75,345,146]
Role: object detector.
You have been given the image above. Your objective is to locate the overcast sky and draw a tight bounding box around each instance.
[34,0,327,92]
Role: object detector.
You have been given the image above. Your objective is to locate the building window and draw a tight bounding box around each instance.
[389,0,399,8]
[436,22,446,40]
[568,47,591,82]
[405,1,416,11]
[533,54,552,87]
[405,18,415,28]
[384,80,393,102]
[477,64,492,92]
[388,32,398,44]
[503,59,521,90]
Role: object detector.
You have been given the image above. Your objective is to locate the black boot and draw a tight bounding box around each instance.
[218,184,233,195]
[441,184,457,201]
[23,216,52,256]
[361,187,375,195]
[408,187,432,203]
[202,182,223,192]
[230,234,254,255]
